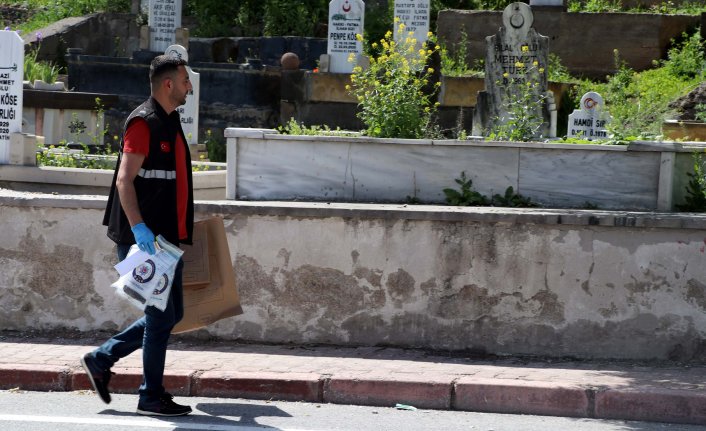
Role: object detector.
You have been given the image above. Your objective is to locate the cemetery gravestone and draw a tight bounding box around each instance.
[0,30,23,164]
[568,92,611,140]
[148,0,182,53]
[165,44,199,147]
[327,0,365,74]
[393,0,430,46]
[472,2,555,139]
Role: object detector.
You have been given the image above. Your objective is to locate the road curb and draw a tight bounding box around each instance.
[1,364,705,425]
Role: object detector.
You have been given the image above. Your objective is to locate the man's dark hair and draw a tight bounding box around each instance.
[149,55,187,85]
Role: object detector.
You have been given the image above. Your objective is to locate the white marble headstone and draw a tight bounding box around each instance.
[148,0,182,53]
[393,0,430,46]
[165,44,199,146]
[568,92,611,140]
[0,30,24,164]
[327,0,365,74]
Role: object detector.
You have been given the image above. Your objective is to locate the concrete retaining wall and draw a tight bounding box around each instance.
[1,190,704,361]
[225,128,699,211]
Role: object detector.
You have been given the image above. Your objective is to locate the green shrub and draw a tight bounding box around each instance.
[665,31,705,79]
[572,32,705,140]
[443,171,535,207]
[676,152,706,212]
[263,0,327,37]
[443,171,489,206]
[488,57,548,141]
[348,23,441,139]
[203,129,226,163]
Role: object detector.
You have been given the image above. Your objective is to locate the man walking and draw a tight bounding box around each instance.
[80,55,194,416]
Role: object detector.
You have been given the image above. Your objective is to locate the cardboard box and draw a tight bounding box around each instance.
[172,217,243,333]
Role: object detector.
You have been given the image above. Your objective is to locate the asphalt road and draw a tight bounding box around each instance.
[1,390,704,431]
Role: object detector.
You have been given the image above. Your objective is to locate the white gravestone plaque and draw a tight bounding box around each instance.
[149,0,182,53]
[568,92,611,140]
[0,30,23,164]
[393,0,430,46]
[327,0,365,74]
[165,44,199,146]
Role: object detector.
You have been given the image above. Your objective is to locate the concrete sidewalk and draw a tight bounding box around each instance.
[0,335,704,426]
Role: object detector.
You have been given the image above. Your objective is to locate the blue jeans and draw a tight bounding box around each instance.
[91,243,184,403]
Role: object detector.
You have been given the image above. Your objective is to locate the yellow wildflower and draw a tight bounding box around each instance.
[355,33,364,42]
[372,42,378,49]
[345,84,351,90]
[385,30,392,38]
[515,61,525,68]
[427,67,434,74]
[394,16,400,23]
[532,61,538,67]
[419,49,426,56]
[539,67,545,73]
[503,72,509,78]
[427,31,433,38]
[521,45,529,52]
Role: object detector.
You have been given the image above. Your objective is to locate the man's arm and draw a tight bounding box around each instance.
[116,152,146,227]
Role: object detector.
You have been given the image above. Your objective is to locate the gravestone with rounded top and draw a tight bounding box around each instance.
[393,0,430,46]
[0,30,23,164]
[472,2,555,139]
[165,44,199,147]
[327,0,365,74]
[568,92,611,140]
[149,0,182,53]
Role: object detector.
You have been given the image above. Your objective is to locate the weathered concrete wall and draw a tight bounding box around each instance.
[1,190,705,361]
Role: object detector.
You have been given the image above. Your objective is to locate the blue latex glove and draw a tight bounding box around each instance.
[131,223,156,255]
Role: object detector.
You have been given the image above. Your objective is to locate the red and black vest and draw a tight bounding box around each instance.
[103,97,194,246]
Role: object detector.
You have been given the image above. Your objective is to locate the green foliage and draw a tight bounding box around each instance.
[695,103,706,122]
[665,31,705,79]
[443,171,535,207]
[203,129,227,163]
[488,60,547,141]
[567,0,622,13]
[443,171,489,206]
[572,32,706,140]
[676,152,706,212]
[491,186,536,207]
[278,118,357,136]
[13,0,130,32]
[440,28,472,77]
[348,24,441,139]
[567,0,706,14]
[183,0,242,37]
[24,45,59,83]
[547,53,574,83]
[36,141,117,169]
[263,0,327,37]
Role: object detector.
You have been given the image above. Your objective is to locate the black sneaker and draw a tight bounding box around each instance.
[136,392,192,417]
[80,353,113,404]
